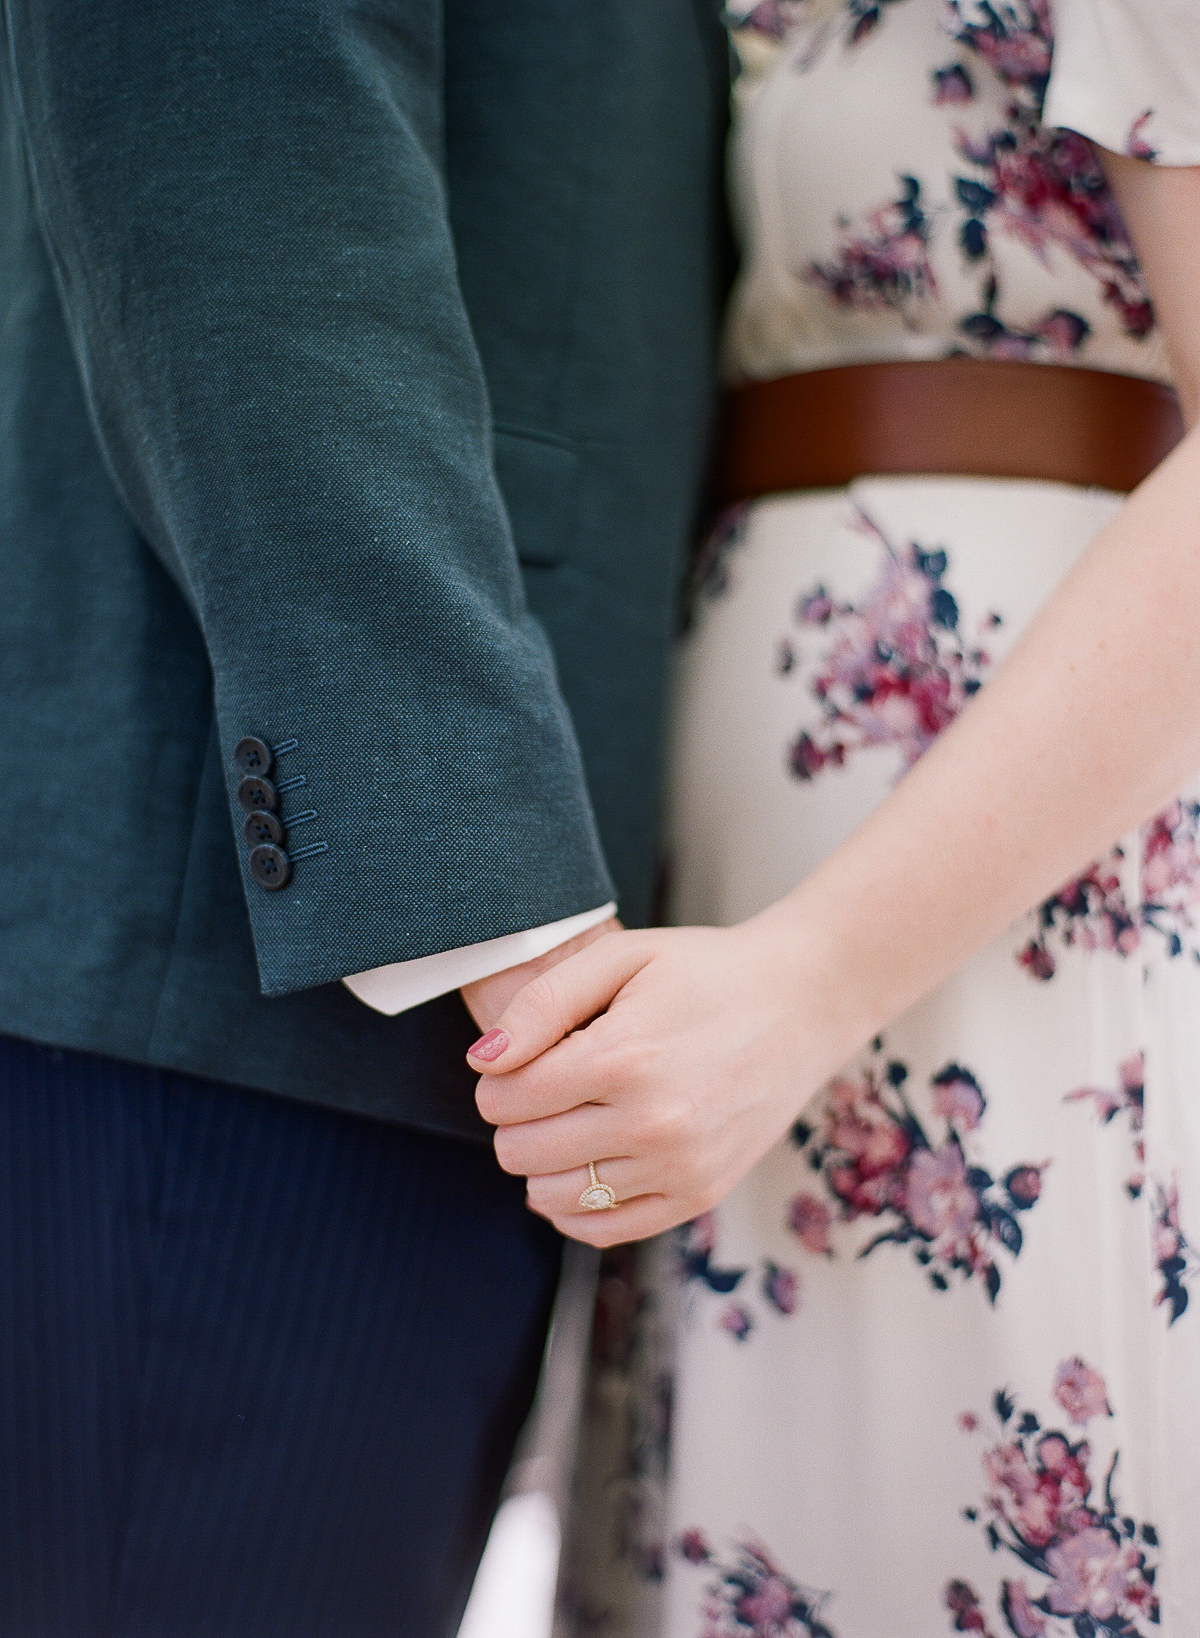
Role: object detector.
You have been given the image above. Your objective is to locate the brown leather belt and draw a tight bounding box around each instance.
[712,358,1185,505]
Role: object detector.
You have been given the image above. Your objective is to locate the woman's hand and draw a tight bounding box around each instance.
[458,915,622,1032]
[467,909,867,1246]
[472,423,1200,1251]
[469,155,1200,1251]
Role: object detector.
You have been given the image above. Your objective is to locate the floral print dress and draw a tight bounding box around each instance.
[558,5,1200,1637]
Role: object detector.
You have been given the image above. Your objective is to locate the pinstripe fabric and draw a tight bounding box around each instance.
[0,1034,561,1638]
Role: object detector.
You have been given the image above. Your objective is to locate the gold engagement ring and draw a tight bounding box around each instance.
[579,1161,617,1211]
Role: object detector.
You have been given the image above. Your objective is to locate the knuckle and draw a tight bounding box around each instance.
[519,972,561,1026]
[524,1173,555,1211]
[492,1128,524,1176]
[617,1040,664,1086]
[474,1080,502,1124]
[636,1097,692,1153]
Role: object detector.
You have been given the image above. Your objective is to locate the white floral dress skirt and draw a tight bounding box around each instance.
[558,3,1200,1637]
[646,477,1200,1638]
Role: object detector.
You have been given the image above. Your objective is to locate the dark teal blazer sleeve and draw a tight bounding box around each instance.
[5,0,614,996]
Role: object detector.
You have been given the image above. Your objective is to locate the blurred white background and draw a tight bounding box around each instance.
[455,1243,597,1638]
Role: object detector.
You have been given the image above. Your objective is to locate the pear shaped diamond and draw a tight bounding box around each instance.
[579,1182,617,1211]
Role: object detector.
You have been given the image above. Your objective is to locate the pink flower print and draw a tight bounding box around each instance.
[806,177,937,319]
[955,1368,1161,1635]
[932,1064,986,1131]
[1019,849,1142,980]
[789,732,841,781]
[762,1261,800,1315]
[944,1579,999,1634]
[737,1575,794,1628]
[906,1143,979,1256]
[1052,1357,1112,1426]
[823,1077,913,1215]
[692,1540,837,1638]
[1004,1165,1043,1209]
[787,1192,833,1254]
[729,0,809,43]
[1067,1056,1195,1322]
[789,522,997,783]
[1117,1050,1146,1119]
[941,1,1160,355]
[1033,309,1089,353]
[946,0,1052,92]
[1033,1433,1093,1525]
[798,587,834,624]
[793,1047,1044,1302]
[1000,1580,1046,1636]
[1044,1528,1138,1620]
[688,1212,718,1258]
[950,85,1154,344]
[720,1303,753,1342]
[959,1411,979,1432]
[686,504,750,627]
[680,1213,749,1299]
[1018,942,1055,981]
[1102,281,1155,340]
[971,26,1048,86]
[1140,798,1200,952]
[681,1221,804,1339]
[1066,1051,1146,1193]
[984,1426,1095,1551]
[1126,111,1159,163]
[679,1528,712,1566]
[826,1160,900,1219]
[1142,801,1196,896]
[1151,1177,1195,1324]
[932,63,974,105]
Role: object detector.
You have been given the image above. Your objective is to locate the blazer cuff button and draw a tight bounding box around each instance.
[237,775,278,813]
[233,736,274,776]
[249,843,292,890]
[243,809,285,847]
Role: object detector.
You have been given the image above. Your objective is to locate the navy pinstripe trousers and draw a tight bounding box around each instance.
[0,1034,562,1638]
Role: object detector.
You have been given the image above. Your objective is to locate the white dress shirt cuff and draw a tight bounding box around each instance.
[341,902,617,1017]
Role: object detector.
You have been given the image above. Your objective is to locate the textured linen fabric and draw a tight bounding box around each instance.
[0,0,730,1136]
[0,1032,564,1638]
[5,0,612,993]
[561,3,1200,1635]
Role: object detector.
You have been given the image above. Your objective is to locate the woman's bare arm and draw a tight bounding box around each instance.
[468,156,1200,1248]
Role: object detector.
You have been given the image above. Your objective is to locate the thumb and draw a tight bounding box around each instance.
[465,931,651,1074]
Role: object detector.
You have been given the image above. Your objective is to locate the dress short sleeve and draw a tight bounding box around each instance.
[1043,0,1200,164]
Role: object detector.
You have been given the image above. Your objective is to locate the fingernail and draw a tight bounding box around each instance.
[467,1027,510,1063]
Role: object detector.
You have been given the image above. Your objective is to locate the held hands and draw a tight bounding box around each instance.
[459,916,622,1032]
[467,911,865,1246]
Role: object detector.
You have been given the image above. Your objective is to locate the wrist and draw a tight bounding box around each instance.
[744,879,892,1079]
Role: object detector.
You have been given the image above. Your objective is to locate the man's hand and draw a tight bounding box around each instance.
[460,916,622,1033]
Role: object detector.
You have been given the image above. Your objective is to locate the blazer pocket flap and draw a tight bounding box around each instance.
[493,426,580,569]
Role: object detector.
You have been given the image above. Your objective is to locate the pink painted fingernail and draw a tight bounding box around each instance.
[467,1028,510,1063]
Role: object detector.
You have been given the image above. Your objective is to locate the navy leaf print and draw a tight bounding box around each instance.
[955,176,997,213]
[682,1244,748,1295]
[959,216,988,260]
